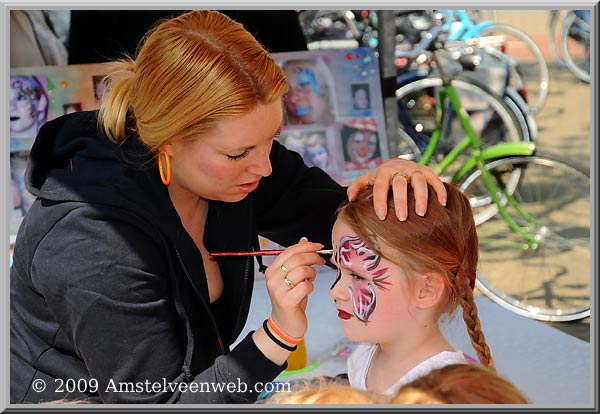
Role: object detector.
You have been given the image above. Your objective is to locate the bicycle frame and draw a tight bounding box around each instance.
[444,10,494,41]
[417,54,540,249]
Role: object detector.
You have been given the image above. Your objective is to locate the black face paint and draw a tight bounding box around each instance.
[330,248,342,290]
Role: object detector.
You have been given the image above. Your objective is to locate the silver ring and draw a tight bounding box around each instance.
[281,264,290,275]
[284,276,296,289]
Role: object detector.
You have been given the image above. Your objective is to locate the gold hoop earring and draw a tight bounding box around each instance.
[158,150,171,186]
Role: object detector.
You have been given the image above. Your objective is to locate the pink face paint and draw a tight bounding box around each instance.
[372,267,392,291]
[349,283,377,323]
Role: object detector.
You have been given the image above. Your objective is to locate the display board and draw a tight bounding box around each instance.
[273,47,389,185]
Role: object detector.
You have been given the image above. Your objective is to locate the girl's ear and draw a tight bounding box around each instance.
[415,273,446,309]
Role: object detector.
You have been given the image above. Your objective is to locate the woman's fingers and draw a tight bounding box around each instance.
[408,170,428,217]
[265,241,324,281]
[265,239,324,311]
[414,167,447,206]
[264,239,324,339]
[267,264,317,294]
[391,173,409,221]
[348,159,447,221]
[266,258,320,308]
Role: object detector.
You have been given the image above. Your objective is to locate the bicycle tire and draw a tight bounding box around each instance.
[458,153,590,321]
[547,10,568,67]
[477,24,550,114]
[395,77,527,176]
[503,85,538,143]
[560,11,590,83]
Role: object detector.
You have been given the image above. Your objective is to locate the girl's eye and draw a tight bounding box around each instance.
[350,272,367,282]
[227,150,250,160]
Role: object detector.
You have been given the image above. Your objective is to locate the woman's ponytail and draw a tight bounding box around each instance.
[97,58,136,144]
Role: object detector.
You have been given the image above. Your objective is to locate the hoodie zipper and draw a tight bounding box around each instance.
[174,248,225,354]
[230,255,252,340]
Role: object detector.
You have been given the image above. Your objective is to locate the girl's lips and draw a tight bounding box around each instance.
[238,180,260,193]
[337,309,352,320]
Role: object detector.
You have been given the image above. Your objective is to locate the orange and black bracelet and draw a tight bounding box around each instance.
[267,316,303,344]
[262,319,297,352]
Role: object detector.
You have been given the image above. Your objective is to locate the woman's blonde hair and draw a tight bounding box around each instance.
[337,183,495,370]
[392,364,529,404]
[97,10,288,152]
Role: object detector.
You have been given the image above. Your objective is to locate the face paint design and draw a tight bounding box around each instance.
[335,235,392,323]
[349,284,377,323]
[331,248,342,291]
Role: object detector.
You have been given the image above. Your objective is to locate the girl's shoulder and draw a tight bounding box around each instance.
[432,350,472,365]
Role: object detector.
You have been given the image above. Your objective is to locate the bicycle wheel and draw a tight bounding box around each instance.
[458,153,590,321]
[547,10,568,67]
[477,24,550,114]
[560,11,590,83]
[395,77,527,177]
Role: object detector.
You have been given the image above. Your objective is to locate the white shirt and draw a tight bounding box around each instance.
[347,343,471,396]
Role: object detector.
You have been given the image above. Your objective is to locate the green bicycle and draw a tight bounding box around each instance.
[395,25,590,322]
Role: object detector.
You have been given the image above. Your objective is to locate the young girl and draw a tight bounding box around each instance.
[329,182,494,396]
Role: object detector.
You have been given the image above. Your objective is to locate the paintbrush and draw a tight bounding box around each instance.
[209,249,334,257]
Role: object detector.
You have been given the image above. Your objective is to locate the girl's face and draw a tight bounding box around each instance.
[353,88,369,110]
[10,77,44,133]
[329,219,418,344]
[345,130,378,164]
[283,62,328,124]
[165,100,282,203]
[306,143,329,169]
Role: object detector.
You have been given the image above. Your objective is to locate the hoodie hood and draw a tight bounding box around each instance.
[25,110,180,232]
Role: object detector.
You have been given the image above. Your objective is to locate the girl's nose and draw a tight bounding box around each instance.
[329,275,347,301]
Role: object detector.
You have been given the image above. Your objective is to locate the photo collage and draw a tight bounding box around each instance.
[273,47,389,185]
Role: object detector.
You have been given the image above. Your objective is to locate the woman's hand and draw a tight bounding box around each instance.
[264,237,326,339]
[347,159,447,221]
